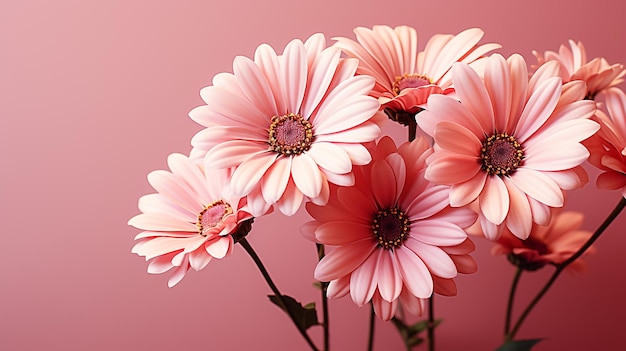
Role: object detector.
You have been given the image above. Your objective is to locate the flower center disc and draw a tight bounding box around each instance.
[268,113,314,156]
[197,200,233,236]
[372,207,410,249]
[393,74,433,95]
[480,133,524,176]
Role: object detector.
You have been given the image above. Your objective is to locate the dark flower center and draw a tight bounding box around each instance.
[393,74,433,95]
[523,237,550,256]
[197,200,233,236]
[372,207,410,250]
[268,113,314,156]
[480,133,524,176]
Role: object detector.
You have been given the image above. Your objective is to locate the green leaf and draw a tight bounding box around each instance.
[268,294,320,331]
[495,339,543,351]
[407,319,442,337]
[407,335,424,347]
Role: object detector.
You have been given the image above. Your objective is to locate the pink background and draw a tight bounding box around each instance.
[2,0,625,350]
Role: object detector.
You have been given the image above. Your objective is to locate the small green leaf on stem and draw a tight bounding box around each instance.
[495,339,543,351]
[268,294,320,331]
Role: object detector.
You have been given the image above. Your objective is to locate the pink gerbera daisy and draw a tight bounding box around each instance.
[303,137,477,320]
[189,34,383,216]
[491,209,594,272]
[129,153,254,287]
[586,87,626,197]
[533,40,626,99]
[418,54,599,240]
[332,25,500,117]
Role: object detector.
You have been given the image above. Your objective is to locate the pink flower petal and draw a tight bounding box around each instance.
[452,62,495,132]
[433,121,482,157]
[276,178,304,216]
[377,250,403,302]
[189,249,213,271]
[261,157,292,204]
[515,77,562,143]
[410,220,467,247]
[350,250,381,306]
[315,221,372,245]
[314,75,376,129]
[253,43,287,112]
[291,154,323,198]
[138,194,196,223]
[337,187,378,223]
[281,39,307,113]
[315,97,379,135]
[503,177,532,240]
[371,160,397,208]
[334,143,372,165]
[301,47,341,117]
[307,142,352,174]
[597,171,626,190]
[425,152,481,185]
[429,28,484,81]
[510,168,563,207]
[524,142,590,171]
[479,176,510,225]
[395,246,433,298]
[167,262,190,288]
[418,94,484,138]
[233,56,277,117]
[327,275,350,298]
[449,172,487,207]
[230,153,277,197]
[314,239,377,282]
[372,292,397,321]
[203,140,268,169]
[128,213,198,233]
[205,236,232,259]
[484,54,512,131]
[404,239,457,279]
[147,170,203,213]
[406,185,450,221]
[315,122,381,143]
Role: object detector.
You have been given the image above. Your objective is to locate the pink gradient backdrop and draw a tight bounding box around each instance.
[1,0,625,350]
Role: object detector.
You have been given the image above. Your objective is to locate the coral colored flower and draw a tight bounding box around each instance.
[303,137,477,320]
[418,54,599,241]
[586,87,626,198]
[332,25,500,115]
[533,40,625,99]
[491,210,594,272]
[189,34,383,216]
[129,153,254,287]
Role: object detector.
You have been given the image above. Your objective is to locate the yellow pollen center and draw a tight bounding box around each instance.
[372,207,411,250]
[197,200,233,236]
[268,113,314,156]
[480,133,525,176]
[393,74,433,95]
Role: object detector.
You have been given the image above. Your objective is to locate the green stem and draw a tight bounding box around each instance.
[506,197,626,341]
[408,119,417,142]
[504,267,523,337]
[239,238,319,351]
[316,244,330,351]
[427,296,435,351]
[367,303,375,351]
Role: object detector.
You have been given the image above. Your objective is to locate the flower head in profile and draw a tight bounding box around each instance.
[189,34,383,216]
[332,25,500,117]
[491,209,594,272]
[129,153,254,287]
[418,54,599,241]
[586,87,626,198]
[533,40,625,99]
[303,137,477,320]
